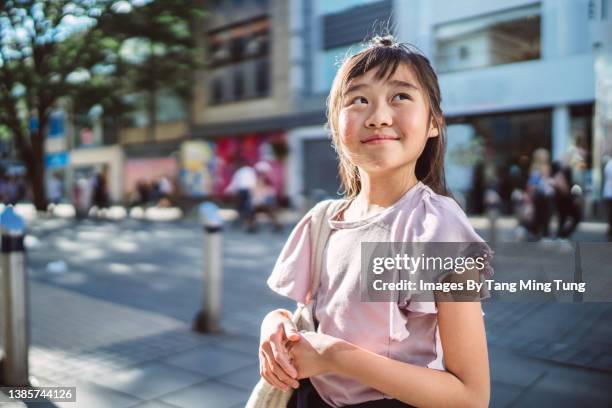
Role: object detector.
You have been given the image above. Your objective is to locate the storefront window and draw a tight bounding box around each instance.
[447,110,552,214]
[435,5,541,73]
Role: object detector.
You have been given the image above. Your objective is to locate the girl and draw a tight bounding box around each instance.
[259,36,492,408]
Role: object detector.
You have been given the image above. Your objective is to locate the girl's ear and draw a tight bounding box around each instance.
[428,116,440,138]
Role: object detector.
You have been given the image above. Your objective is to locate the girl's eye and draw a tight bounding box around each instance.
[392,93,411,102]
[351,96,368,105]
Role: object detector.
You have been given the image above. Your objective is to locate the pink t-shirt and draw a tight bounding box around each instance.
[267,181,493,407]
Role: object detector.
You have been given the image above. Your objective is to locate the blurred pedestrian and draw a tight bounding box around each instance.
[135,180,150,207]
[5,175,19,204]
[603,155,612,239]
[224,158,256,228]
[246,162,282,233]
[47,172,64,205]
[470,162,485,214]
[158,175,173,207]
[92,172,109,211]
[526,148,554,239]
[551,161,581,238]
[73,176,92,219]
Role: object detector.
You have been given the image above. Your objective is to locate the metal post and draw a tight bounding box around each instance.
[0,206,29,386]
[573,242,583,303]
[193,202,223,334]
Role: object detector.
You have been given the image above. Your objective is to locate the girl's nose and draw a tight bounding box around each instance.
[365,104,393,128]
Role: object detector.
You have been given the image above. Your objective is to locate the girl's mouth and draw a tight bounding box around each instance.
[361,134,400,144]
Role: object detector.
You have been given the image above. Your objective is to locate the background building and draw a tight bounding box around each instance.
[285,0,612,216]
[188,0,301,204]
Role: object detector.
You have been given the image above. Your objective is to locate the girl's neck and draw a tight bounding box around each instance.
[347,166,418,219]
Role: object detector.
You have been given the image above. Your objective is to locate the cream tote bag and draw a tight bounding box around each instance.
[246,199,345,408]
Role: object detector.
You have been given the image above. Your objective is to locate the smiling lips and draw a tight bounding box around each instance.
[361,134,400,144]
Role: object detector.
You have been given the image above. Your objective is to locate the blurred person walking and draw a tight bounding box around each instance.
[135,180,151,207]
[92,172,110,212]
[47,173,64,205]
[5,175,20,204]
[603,155,612,239]
[224,158,256,229]
[158,175,173,207]
[526,148,555,239]
[73,176,92,219]
[246,162,282,233]
[551,161,581,238]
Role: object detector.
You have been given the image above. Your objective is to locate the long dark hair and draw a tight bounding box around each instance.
[326,36,450,198]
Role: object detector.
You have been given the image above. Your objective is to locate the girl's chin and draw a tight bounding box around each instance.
[358,162,410,174]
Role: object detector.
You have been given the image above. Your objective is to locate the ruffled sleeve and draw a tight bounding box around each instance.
[388,192,494,332]
[416,193,495,299]
[266,211,313,304]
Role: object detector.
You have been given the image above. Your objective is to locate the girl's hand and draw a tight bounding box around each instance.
[259,310,301,392]
[289,331,343,379]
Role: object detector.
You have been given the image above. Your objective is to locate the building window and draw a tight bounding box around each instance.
[230,37,246,61]
[233,69,245,99]
[210,77,224,104]
[435,5,541,73]
[255,59,270,96]
[207,17,270,67]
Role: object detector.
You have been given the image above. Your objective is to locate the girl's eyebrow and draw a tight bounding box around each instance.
[343,83,368,95]
[389,79,419,90]
[344,79,418,96]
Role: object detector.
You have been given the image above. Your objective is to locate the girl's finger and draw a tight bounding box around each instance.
[260,350,288,391]
[282,321,300,341]
[261,364,289,391]
[261,346,298,389]
[270,339,297,379]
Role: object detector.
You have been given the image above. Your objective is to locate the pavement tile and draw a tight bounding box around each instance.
[512,366,612,407]
[128,400,182,408]
[490,381,524,408]
[209,333,260,357]
[54,380,142,408]
[216,363,260,391]
[161,345,257,377]
[489,347,547,388]
[591,353,612,371]
[88,361,205,400]
[0,391,27,407]
[159,380,249,408]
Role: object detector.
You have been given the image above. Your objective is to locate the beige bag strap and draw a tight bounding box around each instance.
[304,199,346,305]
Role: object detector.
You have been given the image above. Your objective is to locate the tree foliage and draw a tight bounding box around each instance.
[0,0,204,209]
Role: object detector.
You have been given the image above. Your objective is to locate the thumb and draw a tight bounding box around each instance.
[283,321,300,341]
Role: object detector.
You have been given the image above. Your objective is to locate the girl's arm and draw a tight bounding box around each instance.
[293,301,490,408]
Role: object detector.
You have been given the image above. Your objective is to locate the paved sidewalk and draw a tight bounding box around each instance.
[0,215,611,407]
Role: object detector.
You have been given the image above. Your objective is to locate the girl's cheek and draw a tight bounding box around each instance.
[338,112,358,144]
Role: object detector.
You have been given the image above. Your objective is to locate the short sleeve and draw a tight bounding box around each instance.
[405,193,495,303]
[266,211,312,304]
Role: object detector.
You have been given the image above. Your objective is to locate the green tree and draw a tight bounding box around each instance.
[0,1,205,209]
[0,0,122,209]
[98,0,204,140]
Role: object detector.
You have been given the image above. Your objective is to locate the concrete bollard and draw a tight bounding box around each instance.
[193,202,224,334]
[0,206,29,386]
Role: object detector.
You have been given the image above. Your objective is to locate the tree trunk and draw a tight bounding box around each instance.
[28,157,47,211]
[29,116,48,211]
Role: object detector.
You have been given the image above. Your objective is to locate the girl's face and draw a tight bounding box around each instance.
[338,63,438,175]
